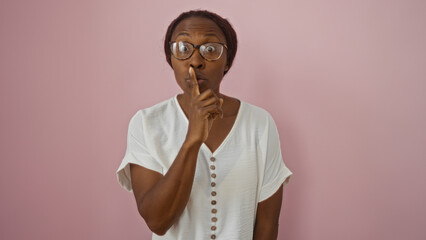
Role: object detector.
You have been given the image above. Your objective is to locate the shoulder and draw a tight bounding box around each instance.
[127,96,178,133]
[240,99,275,123]
[130,96,177,122]
[140,96,176,118]
[237,99,281,142]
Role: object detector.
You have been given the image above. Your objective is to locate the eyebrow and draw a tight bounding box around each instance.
[175,32,220,38]
[204,33,219,37]
[175,32,190,37]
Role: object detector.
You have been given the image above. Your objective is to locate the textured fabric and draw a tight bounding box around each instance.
[116,94,293,240]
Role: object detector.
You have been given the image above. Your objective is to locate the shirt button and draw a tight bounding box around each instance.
[211,217,217,222]
[210,157,216,162]
[211,191,217,196]
[211,226,217,231]
[211,200,217,205]
[211,182,216,187]
[211,173,216,178]
[212,208,217,213]
[211,234,216,239]
[210,165,216,170]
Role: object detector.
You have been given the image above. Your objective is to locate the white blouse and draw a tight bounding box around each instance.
[116,94,293,240]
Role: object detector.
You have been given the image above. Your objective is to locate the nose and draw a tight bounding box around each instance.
[189,49,205,70]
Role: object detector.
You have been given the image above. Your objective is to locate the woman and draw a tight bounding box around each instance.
[117,10,293,240]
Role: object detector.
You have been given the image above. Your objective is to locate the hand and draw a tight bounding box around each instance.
[186,67,224,144]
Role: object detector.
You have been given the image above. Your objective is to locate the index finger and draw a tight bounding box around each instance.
[189,67,200,97]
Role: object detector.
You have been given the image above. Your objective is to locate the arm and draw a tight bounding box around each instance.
[130,67,223,236]
[253,184,283,240]
[130,139,201,235]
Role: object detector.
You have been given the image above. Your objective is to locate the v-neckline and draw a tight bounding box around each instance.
[173,94,244,156]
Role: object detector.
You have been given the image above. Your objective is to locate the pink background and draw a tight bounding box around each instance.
[1,0,426,239]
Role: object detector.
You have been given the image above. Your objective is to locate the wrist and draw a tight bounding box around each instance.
[183,137,203,149]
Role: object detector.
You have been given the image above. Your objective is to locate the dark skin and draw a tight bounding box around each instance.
[130,17,283,239]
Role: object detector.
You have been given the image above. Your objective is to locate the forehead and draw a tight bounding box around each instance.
[171,17,226,42]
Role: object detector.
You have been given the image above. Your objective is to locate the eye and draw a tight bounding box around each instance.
[178,42,190,53]
[205,46,216,52]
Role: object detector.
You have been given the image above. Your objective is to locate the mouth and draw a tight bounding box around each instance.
[185,78,207,87]
[185,72,208,86]
[197,79,206,84]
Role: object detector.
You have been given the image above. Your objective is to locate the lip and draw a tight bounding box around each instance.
[185,78,207,87]
[197,79,206,84]
[185,71,209,82]
[185,72,208,88]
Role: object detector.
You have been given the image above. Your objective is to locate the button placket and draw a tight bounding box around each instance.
[209,156,217,239]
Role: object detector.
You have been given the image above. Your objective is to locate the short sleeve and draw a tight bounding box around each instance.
[116,110,163,192]
[258,113,293,202]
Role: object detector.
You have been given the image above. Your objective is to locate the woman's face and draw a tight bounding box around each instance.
[170,17,229,94]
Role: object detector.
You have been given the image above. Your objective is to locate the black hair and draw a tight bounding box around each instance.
[164,10,238,75]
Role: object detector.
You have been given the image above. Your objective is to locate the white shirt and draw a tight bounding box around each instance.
[116,94,293,240]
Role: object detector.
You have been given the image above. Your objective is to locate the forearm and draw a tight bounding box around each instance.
[139,138,201,234]
[253,223,278,240]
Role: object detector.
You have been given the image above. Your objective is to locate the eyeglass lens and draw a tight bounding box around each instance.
[171,42,224,61]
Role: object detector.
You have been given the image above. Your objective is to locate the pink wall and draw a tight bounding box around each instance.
[1,0,425,239]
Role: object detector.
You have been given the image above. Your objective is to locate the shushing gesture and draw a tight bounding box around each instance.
[186,67,224,144]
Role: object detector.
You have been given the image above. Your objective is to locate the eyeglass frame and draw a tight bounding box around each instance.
[169,41,228,61]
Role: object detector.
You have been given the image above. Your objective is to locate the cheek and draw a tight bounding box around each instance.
[216,54,228,75]
[170,58,177,72]
[212,61,227,78]
[171,60,191,90]
[171,59,185,78]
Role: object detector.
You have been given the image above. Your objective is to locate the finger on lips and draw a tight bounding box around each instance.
[189,66,224,120]
[189,67,200,96]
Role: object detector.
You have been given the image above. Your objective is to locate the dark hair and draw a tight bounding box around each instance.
[164,10,238,75]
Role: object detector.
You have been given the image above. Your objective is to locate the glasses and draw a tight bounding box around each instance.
[170,41,228,61]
